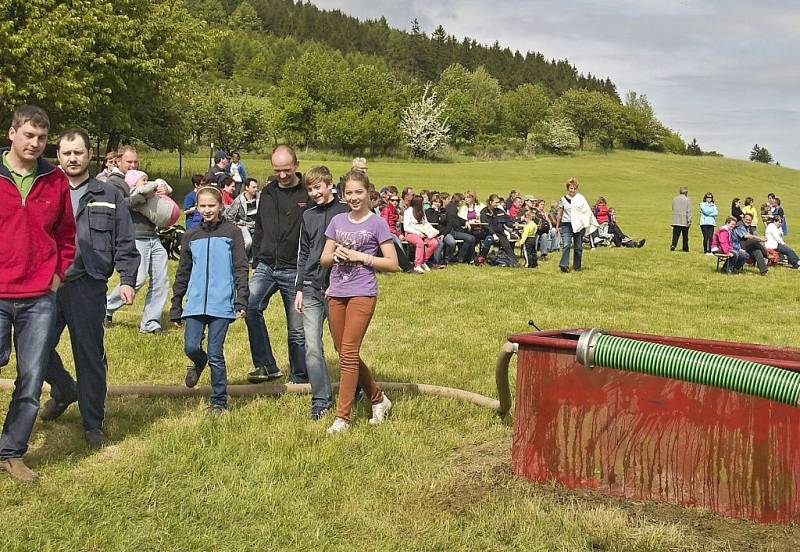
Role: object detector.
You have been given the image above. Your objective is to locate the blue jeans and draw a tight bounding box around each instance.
[560,224,585,270]
[449,230,476,263]
[302,286,332,410]
[536,233,549,255]
[0,293,58,458]
[107,237,169,331]
[245,263,308,383]
[184,315,231,407]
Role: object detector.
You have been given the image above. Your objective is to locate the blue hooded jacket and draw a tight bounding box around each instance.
[170,219,249,320]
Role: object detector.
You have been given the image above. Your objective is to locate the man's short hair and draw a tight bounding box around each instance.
[117,144,137,157]
[191,174,204,187]
[220,175,234,187]
[56,128,91,151]
[11,105,50,130]
[272,144,298,164]
[304,166,333,187]
[245,177,259,187]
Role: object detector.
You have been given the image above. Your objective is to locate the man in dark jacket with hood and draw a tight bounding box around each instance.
[246,145,309,384]
[39,129,139,448]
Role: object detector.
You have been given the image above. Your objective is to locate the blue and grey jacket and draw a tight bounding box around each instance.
[72,177,140,286]
[170,219,249,321]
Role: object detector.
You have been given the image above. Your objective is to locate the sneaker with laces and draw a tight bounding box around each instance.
[326,417,350,434]
[310,406,330,420]
[421,263,432,272]
[184,364,204,388]
[39,397,76,421]
[247,366,283,383]
[0,458,38,483]
[412,265,425,274]
[369,394,392,425]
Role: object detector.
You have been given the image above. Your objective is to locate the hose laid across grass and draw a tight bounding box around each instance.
[578,331,800,406]
[0,379,503,412]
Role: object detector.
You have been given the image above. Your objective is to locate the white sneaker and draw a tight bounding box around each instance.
[421,263,432,272]
[413,266,425,274]
[369,394,392,424]
[326,417,350,434]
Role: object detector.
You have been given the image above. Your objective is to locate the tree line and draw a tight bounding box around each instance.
[1,0,687,159]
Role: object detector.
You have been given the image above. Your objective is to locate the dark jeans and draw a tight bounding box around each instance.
[45,277,108,431]
[560,224,585,270]
[184,315,231,407]
[742,239,768,273]
[0,292,58,459]
[522,238,538,268]
[449,230,476,263]
[245,263,308,383]
[671,225,689,251]
[701,224,714,253]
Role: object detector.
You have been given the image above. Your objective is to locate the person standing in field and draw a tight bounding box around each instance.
[40,129,139,448]
[0,105,76,482]
[228,152,247,196]
[171,186,249,414]
[320,170,397,434]
[105,145,170,334]
[556,178,591,273]
[670,186,691,252]
[246,145,309,384]
[294,166,349,420]
[699,192,718,255]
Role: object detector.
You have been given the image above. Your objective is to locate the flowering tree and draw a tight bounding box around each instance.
[400,84,450,158]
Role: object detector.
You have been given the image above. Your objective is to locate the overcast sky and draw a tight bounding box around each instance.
[313,0,800,168]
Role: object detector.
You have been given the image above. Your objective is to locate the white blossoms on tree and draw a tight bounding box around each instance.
[400,84,450,158]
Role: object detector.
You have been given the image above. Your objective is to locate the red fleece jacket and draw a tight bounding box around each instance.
[0,153,76,298]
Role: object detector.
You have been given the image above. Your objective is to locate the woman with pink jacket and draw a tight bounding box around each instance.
[711,216,744,273]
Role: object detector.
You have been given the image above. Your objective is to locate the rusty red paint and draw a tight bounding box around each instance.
[508,329,800,524]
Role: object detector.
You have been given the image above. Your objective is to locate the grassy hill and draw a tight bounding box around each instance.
[1,151,798,550]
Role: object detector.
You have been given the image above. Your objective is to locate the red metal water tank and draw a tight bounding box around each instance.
[508,329,800,524]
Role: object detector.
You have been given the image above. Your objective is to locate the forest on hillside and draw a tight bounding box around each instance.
[1,0,688,158]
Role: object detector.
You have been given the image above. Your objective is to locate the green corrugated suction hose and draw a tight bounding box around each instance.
[577,331,800,406]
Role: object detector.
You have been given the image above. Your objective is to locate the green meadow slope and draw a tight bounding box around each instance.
[1,151,798,551]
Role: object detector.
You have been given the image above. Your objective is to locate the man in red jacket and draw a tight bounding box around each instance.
[0,105,76,482]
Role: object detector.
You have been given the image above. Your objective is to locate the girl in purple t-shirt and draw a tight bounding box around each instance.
[320,171,398,434]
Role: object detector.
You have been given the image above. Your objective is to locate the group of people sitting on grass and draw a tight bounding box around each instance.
[373,178,645,273]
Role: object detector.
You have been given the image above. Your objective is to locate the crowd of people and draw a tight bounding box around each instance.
[0,103,793,483]
[669,187,796,275]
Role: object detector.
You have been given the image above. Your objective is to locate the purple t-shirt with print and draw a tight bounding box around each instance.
[325,212,393,298]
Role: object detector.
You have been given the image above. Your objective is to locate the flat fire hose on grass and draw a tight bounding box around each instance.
[0,379,505,412]
[576,328,800,406]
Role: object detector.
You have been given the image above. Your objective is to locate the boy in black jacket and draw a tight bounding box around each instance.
[245,145,309,384]
[293,166,348,419]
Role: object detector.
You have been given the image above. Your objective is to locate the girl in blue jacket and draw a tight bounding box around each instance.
[699,192,719,254]
[170,186,249,414]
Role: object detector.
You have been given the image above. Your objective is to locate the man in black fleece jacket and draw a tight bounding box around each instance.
[245,145,309,384]
[293,166,348,419]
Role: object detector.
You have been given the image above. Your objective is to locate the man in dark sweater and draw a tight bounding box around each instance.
[105,146,170,334]
[40,130,139,448]
[246,145,309,384]
[293,166,348,419]
[204,150,229,186]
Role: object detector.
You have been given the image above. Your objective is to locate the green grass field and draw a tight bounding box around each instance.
[2,150,799,550]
